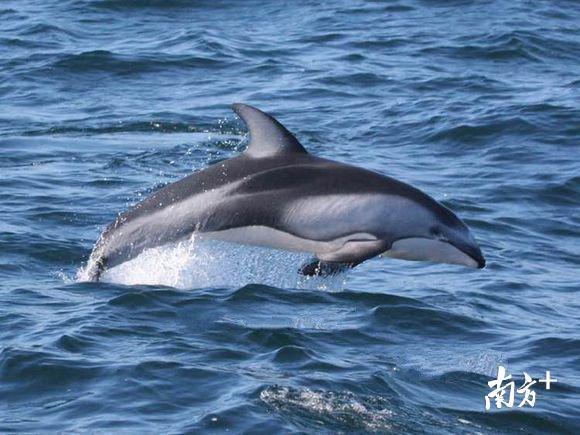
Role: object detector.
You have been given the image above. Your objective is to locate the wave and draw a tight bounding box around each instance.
[53,50,227,74]
[16,22,79,40]
[88,0,228,10]
[428,117,538,145]
[56,122,203,136]
[0,347,103,395]
[371,304,490,338]
[421,30,579,62]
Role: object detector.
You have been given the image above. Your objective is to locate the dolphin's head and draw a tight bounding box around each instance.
[379,191,485,269]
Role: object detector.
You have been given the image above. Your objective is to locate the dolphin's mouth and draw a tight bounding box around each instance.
[381,237,485,269]
[447,239,486,269]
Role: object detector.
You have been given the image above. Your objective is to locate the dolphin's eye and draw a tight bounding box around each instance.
[430,226,445,240]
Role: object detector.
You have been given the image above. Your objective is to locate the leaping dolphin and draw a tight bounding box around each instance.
[86,103,485,281]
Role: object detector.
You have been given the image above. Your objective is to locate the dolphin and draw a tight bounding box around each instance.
[85,103,485,281]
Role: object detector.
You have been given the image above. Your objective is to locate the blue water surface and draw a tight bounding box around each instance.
[1,0,579,433]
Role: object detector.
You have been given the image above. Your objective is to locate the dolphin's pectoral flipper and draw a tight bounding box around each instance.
[300,239,390,277]
[318,239,390,263]
[299,260,353,277]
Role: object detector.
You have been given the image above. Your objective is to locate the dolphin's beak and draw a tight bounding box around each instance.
[381,236,486,269]
[450,239,486,269]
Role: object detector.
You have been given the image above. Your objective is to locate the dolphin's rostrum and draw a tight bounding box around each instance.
[86,103,485,281]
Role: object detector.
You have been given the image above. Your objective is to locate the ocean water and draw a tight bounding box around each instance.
[1,0,579,432]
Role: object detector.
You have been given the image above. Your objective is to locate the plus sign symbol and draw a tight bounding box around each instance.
[539,371,557,390]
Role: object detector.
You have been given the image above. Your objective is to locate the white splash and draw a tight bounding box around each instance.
[77,235,347,291]
[260,386,393,431]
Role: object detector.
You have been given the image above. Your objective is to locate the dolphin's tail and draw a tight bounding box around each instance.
[89,261,104,282]
[83,245,107,282]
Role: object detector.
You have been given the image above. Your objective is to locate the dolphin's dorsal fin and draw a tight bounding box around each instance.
[232,103,307,157]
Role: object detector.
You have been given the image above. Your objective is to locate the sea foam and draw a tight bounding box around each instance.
[77,235,347,291]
